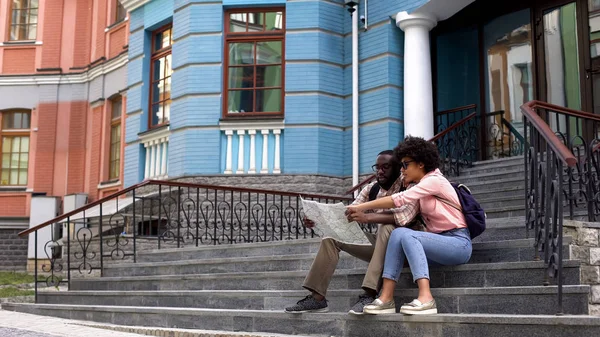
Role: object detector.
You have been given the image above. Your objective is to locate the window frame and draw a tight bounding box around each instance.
[114,0,127,24]
[0,110,31,186]
[109,97,122,180]
[223,8,286,118]
[8,0,39,42]
[148,24,173,129]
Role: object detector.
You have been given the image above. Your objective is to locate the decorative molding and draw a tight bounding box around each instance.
[120,0,151,12]
[98,181,122,190]
[139,126,170,144]
[90,98,106,109]
[0,53,128,86]
[219,120,284,132]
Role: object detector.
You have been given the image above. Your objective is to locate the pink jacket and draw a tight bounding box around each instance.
[391,169,467,233]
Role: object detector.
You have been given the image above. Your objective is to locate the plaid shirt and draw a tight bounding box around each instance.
[352,178,420,227]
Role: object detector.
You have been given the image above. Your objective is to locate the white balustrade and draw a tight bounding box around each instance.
[141,128,169,180]
[220,122,283,175]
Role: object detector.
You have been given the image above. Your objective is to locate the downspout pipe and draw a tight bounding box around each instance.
[352,5,359,188]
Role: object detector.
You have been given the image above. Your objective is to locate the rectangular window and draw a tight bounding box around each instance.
[0,111,30,186]
[9,0,39,41]
[149,25,172,127]
[115,0,127,23]
[224,9,285,117]
[109,98,122,180]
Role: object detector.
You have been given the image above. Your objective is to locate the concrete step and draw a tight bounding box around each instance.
[130,219,531,264]
[37,285,589,315]
[485,206,526,219]
[470,184,525,199]
[458,160,525,176]
[69,260,582,291]
[452,169,524,186]
[472,217,527,242]
[454,176,524,190]
[478,196,526,210]
[4,303,600,337]
[103,237,571,277]
[470,156,525,169]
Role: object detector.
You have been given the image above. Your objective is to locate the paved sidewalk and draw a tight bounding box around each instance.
[0,310,146,337]
[0,310,313,337]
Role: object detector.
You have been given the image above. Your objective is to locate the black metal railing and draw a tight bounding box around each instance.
[433,109,479,177]
[20,181,353,301]
[521,101,582,315]
[487,110,525,158]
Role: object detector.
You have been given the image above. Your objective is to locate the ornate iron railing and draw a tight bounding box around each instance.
[487,110,525,158]
[19,181,352,301]
[433,111,479,177]
[521,100,581,315]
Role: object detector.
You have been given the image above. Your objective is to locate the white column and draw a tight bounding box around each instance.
[236,130,246,174]
[260,130,269,174]
[154,141,162,178]
[144,143,150,179]
[396,11,437,140]
[248,130,257,174]
[273,129,281,174]
[224,130,233,174]
[149,142,156,178]
[161,139,168,177]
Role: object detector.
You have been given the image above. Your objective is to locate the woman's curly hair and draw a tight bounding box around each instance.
[393,136,440,173]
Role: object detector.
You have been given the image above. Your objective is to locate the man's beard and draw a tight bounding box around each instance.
[378,174,399,190]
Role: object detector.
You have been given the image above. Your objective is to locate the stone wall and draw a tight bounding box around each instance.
[565,220,600,316]
[175,175,357,196]
[0,228,28,271]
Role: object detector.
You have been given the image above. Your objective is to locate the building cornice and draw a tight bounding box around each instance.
[0,53,128,86]
[120,0,151,13]
[119,0,152,13]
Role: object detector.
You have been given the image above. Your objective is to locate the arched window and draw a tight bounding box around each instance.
[0,110,31,186]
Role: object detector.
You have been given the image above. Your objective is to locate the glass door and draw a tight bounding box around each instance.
[482,8,533,158]
[587,0,600,114]
[535,0,585,136]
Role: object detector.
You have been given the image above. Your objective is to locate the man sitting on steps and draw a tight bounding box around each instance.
[284,150,422,315]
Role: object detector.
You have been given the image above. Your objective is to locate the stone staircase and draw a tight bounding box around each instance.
[4,156,600,336]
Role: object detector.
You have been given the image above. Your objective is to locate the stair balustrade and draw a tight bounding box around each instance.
[519,100,600,314]
[18,180,352,301]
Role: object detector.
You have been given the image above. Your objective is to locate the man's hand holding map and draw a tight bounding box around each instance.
[300,198,370,245]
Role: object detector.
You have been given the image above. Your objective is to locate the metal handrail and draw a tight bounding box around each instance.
[20,180,353,237]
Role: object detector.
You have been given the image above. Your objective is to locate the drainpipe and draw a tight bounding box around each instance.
[352,5,359,188]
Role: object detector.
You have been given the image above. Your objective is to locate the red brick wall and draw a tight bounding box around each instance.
[34,103,58,193]
[40,0,64,68]
[94,0,108,62]
[108,25,127,59]
[72,0,93,67]
[2,48,36,74]
[66,102,88,194]
[0,195,27,217]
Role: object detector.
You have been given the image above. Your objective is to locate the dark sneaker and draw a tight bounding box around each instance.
[348,293,375,315]
[285,295,328,313]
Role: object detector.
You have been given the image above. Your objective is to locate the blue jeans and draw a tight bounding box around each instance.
[382,227,472,283]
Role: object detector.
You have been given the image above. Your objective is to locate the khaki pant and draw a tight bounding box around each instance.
[302,224,396,297]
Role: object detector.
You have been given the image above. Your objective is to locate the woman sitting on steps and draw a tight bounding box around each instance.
[346,136,472,315]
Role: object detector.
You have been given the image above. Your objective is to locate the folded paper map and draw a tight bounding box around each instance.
[300,198,370,245]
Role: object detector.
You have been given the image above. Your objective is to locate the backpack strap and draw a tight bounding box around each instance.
[368,183,381,201]
[435,195,462,212]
